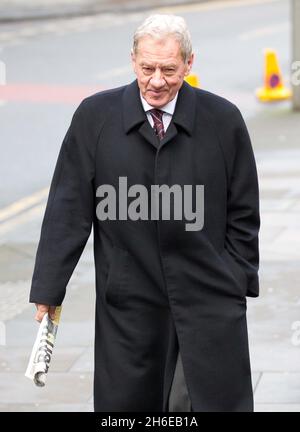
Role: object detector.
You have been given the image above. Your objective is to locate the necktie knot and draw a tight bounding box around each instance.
[149,109,165,140]
[149,108,163,121]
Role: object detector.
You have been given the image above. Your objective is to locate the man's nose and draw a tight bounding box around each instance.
[150,69,165,87]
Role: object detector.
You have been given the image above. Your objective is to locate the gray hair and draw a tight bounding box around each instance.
[132,14,193,63]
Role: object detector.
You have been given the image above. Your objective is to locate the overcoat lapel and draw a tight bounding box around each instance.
[122,79,196,150]
[138,121,160,149]
[123,80,158,149]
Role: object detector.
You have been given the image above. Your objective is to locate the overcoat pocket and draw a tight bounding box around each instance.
[220,248,248,298]
[105,245,130,305]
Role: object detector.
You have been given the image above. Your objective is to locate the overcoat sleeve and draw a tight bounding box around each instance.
[29,101,95,306]
[224,106,260,298]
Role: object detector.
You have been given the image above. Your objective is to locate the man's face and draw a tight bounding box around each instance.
[131,35,194,108]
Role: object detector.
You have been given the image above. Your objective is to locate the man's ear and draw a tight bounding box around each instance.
[131,49,137,74]
[184,52,194,76]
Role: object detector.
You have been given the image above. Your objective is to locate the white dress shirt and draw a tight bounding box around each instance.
[139,92,179,132]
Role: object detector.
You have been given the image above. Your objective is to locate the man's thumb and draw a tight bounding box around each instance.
[48,306,57,320]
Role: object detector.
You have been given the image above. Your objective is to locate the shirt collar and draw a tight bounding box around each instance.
[139,91,178,115]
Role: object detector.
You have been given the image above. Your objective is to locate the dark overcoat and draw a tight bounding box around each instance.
[29,79,260,412]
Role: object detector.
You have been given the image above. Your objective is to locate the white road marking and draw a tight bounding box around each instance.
[0,187,49,223]
[239,22,289,41]
[0,32,16,42]
[0,203,46,237]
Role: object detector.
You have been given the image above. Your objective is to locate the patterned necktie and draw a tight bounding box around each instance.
[149,109,165,140]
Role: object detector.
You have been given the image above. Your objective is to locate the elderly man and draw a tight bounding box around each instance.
[30,14,260,412]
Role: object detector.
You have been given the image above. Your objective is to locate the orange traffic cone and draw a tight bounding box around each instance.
[184,74,200,88]
[256,48,291,102]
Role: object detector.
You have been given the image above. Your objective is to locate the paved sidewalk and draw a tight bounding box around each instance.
[246,104,300,412]
[0,101,300,411]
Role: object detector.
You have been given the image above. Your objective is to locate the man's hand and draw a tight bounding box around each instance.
[35,304,57,323]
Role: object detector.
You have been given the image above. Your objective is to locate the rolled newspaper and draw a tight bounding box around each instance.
[25,306,62,386]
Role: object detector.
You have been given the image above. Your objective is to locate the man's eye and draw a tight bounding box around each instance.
[143,67,153,73]
[165,69,175,73]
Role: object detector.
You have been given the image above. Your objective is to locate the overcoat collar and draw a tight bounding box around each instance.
[122,79,196,149]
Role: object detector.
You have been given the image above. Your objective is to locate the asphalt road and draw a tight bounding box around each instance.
[0,0,291,208]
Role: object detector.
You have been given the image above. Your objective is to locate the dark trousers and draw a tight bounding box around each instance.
[168,351,193,412]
